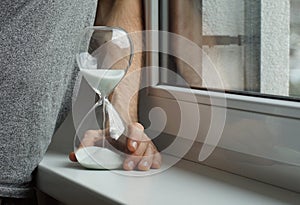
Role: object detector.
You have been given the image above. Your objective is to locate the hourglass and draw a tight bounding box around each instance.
[73,26,133,169]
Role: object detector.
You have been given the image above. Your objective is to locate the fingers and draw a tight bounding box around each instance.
[123,142,161,171]
[81,130,103,148]
[123,154,143,170]
[123,143,149,171]
[69,123,163,171]
[123,122,162,171]
[69,129,104,162]
[137,144,154,171]
[127,122,144,152]
[151,151,162,169]
[69,152,78,162]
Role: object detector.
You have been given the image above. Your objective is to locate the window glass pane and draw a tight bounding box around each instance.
[290,0,300,97]
[160,0,300,99]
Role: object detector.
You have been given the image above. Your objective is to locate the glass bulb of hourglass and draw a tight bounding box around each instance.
[77,52,126,96]
[73,26,133,170]
[81,68,125,96]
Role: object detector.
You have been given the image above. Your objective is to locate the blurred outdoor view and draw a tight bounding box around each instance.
[162,0,300,99]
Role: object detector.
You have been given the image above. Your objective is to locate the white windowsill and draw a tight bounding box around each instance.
[35,114,300,205]
[36,151,300,205]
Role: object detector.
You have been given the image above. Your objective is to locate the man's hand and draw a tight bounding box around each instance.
[124,123,161,170]
[69,123,162,171]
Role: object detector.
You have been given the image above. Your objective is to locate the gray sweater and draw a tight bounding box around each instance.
[0,0,97,198]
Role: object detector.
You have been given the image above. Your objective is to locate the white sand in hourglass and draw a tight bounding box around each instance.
[80,69,125,96]
[76,146,124,169]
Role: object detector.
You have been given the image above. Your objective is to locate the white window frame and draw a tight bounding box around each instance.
[141,0,300,193]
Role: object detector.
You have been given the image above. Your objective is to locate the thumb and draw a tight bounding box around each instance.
[69,152,78,162]
[127,122,144,152]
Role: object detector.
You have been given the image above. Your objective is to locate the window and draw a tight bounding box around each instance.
[160,0,300,99]
[141,0,300,193]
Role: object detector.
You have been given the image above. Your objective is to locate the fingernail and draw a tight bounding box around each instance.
[131,141,137,149]
[152,160,161,169]
[133,122,144,130]
[127,161,134,169]
[143,161,149,167]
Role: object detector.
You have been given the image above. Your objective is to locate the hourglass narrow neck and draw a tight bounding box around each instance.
[96,94,107,106]
[96,93,102,104]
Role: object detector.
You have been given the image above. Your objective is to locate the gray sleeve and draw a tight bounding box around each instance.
[0,0,97,198]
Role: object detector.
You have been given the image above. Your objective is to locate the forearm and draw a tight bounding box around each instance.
[169,0,203,87]
[95,0,143,124]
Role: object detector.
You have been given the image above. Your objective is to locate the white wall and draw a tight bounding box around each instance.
[261,0,290,96]
[202,0,245,90]
[202,0,290,96]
